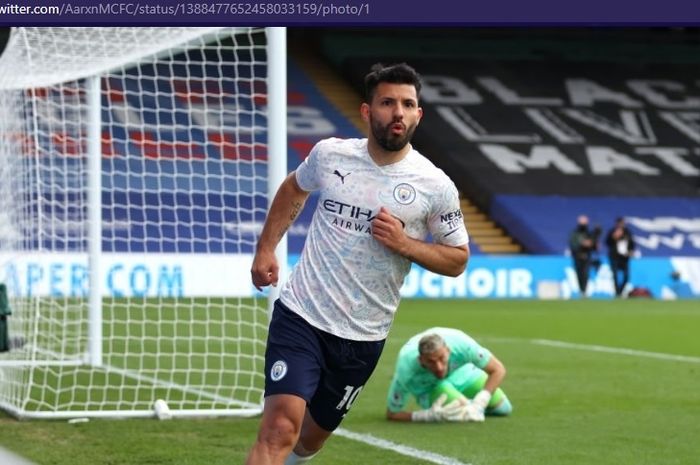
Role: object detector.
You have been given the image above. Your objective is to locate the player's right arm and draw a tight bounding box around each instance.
[386,372,456,422]
[250,172,310,290]
[386,372,416,421]
[386,395,465,423]
[386,409,413,422]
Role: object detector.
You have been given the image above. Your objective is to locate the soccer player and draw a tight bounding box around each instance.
[246,63,470,465]
[386,327,512,423]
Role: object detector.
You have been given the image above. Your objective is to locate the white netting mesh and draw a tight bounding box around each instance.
[0,27,237,89]
[0,27,272,418]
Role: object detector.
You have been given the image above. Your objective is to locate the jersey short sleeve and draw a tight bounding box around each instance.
[294,139,326,192]
[427,180,469,248]
[445,329,492,370]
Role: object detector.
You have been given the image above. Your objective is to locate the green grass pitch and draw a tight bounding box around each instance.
[1,298,698,465]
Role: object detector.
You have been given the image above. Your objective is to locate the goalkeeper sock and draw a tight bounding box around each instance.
[284,451,318,465]
[488,396,513,416]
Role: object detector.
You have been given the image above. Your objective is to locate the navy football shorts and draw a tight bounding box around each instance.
[264,299,385,431]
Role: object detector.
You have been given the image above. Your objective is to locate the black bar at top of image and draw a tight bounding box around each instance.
[0,0,699,26]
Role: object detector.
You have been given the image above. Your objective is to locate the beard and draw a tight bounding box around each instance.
[370,116,417,152]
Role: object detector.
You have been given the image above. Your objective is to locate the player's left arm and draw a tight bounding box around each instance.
[386,377,417,422]
[482,354,507,394]
[465,353,507,416]
[371,206,469,277]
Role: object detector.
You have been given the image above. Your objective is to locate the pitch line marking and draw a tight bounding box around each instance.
[532,339,700,363]
[0,447,37,465]
[334,428,473,465]
[482,336,700,363]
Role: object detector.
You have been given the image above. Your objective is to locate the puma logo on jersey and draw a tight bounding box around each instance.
[333,170,351,184]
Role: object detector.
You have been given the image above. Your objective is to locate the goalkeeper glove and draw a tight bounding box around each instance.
[473,389,492,411]
[461,389,491,422]
[441,397,485,423]
[443,396,470,422]
[411,394,462,422]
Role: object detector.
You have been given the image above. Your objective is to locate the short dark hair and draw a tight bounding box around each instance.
[363,62,422,103]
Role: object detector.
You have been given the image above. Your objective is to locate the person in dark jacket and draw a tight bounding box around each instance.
[569,215,597,296]
[606,217,635,297]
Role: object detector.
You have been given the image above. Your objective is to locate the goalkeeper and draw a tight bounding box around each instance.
[386,327,512,422]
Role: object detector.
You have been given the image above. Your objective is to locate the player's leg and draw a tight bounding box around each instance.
[283,409,329,464]
[297,332,386,462]
[488,394,513,416]
[245,301,324,465]
[459,369,512,416]
[429,379,467,405]
[438,364,513,416]
[248,394,308,465]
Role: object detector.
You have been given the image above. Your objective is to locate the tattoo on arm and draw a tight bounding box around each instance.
[290,201,302,222]
[275,200,303,241]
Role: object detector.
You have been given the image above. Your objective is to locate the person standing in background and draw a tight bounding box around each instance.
[606,217,635,297]
[569,215,597,296]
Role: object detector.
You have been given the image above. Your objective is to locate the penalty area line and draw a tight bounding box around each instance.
[334,427,473,465]
[532,339,700,364]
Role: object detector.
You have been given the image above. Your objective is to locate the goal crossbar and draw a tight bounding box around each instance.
[0,26,287,420]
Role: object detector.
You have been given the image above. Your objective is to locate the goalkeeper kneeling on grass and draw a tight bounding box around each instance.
[386,327,512,423]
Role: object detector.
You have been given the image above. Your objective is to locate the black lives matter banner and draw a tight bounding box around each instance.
[351,59,700,205]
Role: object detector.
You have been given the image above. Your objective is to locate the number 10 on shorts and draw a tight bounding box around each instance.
[335,385,363,411]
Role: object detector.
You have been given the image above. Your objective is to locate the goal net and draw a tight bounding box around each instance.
[0,27,286,419]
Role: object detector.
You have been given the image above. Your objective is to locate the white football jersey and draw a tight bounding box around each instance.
[279,138,469,341]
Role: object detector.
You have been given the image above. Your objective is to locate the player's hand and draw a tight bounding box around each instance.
[442,396,470,422]
[444,400,485,422]
[457,390,491,422]
[411,394,450,422]
[442,396,481,422]
[463,402,485,422]
[439,393,489,423]
[472,390,491,411]
[371,207,407,253]
[250,248,279,291]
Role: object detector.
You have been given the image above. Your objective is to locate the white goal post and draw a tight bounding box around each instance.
[0,27,287,419]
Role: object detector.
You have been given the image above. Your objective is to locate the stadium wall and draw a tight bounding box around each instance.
[2,253,697,300]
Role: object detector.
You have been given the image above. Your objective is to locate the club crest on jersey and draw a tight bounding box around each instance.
[270,360,288,382]
[393,183,416,205]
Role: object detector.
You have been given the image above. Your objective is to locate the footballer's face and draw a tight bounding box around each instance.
[362,82,422,153]
[419,346,451,379]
